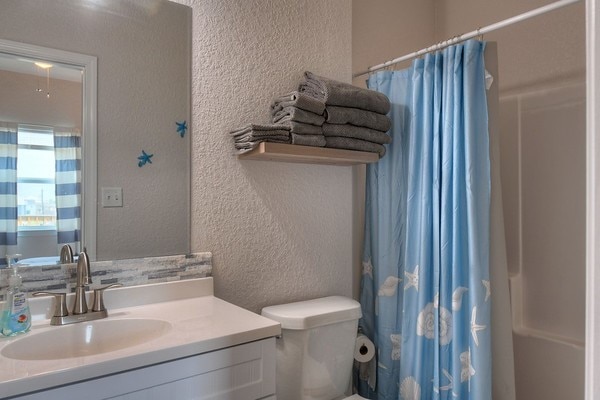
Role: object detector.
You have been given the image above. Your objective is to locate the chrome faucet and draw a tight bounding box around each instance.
[72,250,91,314]
[59,244,74,264]
[33,250,123,326]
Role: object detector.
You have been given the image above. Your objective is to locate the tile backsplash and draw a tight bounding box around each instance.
[0,252,212,301]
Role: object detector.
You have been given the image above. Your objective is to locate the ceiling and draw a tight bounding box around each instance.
[0,52,82,82]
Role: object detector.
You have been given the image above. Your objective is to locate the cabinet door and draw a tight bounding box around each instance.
[16,338,276,400]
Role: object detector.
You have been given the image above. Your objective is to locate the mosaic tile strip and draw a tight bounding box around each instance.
[0,252,212,302]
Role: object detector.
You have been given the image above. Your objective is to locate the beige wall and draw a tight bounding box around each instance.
[174,0,353,312]
[352,0,436,87]
[435,0,585,93]
[353,0,585,92]
[0,0,191,261]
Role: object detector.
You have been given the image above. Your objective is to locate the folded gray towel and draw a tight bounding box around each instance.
[291,133,326,147]
[325,106,391,132]
[299,71,391,114]
[324,136,386,158]
[230,123,291,138]
[234,133,289,144]
[271,91,326,116]
[230,123,292,154]
[234,136,291,154]
[279,120,323,135]
[235,136,290,146]
[273,106,325,126]
[323,123,392,144]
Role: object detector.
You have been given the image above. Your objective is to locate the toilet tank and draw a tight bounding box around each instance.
[261,296,362,400]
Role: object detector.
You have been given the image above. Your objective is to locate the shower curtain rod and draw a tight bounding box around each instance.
[353,0,582,78]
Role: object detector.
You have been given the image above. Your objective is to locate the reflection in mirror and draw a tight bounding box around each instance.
[0,41,96,266]
[0,0,191,265]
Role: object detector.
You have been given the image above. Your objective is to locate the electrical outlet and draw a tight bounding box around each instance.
[101,187,123,207]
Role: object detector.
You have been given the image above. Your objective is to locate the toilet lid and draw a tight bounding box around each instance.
[343,395,368,400]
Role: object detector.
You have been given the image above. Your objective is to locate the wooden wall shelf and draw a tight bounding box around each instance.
[237,142,379,166]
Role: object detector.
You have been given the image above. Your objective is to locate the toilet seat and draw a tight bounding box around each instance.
[343,395,368,400]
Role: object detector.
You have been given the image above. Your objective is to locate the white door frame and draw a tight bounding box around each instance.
[586,0,599,399]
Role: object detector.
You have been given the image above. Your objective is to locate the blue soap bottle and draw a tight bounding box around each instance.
[1,254,31,336]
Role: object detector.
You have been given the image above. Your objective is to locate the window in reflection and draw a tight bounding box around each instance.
[17,125,56,230]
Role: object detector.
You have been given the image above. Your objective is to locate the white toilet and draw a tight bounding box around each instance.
[261,296,368,400]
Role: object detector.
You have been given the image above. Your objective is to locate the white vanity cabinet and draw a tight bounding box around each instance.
[0,278,281,400]
[13,338,276,400]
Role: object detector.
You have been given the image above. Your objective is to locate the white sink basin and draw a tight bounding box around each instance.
[1,318,172,361]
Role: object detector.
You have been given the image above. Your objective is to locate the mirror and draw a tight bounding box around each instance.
[0,0,191,263]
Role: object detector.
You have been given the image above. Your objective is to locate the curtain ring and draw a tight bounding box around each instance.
[436,41,443,52]
[477,27,484,41]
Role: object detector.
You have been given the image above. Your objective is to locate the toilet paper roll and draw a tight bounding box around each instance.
[354,334,375,363]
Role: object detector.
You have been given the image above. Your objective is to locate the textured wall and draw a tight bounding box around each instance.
[174,0,353,312]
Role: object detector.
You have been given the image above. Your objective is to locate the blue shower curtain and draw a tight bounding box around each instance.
[359,40,491,400]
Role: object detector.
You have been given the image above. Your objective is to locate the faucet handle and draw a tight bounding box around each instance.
[32,291,69,317]
[91,283,123,312]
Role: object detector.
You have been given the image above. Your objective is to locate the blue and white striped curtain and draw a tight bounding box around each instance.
[0,122,18,266]
[54,128,81,254]
[359,40,491,400]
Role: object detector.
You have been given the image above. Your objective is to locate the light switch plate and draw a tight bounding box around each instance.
[101,187,123,207]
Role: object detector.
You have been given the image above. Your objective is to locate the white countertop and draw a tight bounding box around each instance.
[0,277,281,399]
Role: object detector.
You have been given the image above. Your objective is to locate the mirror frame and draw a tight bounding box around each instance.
[0,39,97,259]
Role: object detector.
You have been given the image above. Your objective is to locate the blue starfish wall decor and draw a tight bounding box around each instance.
[176,121,187,138]
[137,150,154,167]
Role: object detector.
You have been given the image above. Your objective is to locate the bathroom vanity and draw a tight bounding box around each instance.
[0,278,280,400]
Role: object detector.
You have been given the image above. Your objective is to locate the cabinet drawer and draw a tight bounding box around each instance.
[13,338,276,400]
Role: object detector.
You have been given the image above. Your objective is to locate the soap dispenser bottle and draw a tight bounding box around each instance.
[2,254,31,336]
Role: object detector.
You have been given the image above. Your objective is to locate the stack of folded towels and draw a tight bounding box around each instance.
[230,71,392,158]
[298,71,391,158]
[270,91,327,147]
